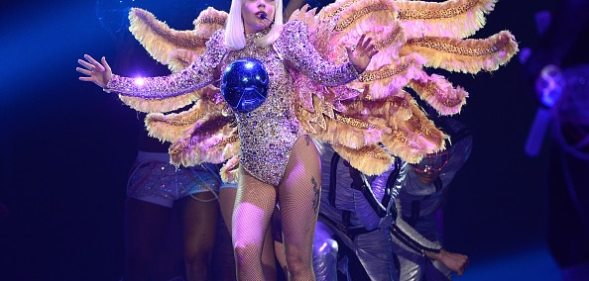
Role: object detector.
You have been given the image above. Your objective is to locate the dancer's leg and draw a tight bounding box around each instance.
[182,192,218,281]
[278,136,321,281]
[232,171,277,281]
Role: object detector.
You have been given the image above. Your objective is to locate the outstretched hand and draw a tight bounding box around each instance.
[426,249,469,276]
[76,54,112,88]
[346,34,378,74]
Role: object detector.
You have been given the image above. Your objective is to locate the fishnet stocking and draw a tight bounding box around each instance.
[232,170,277,281]
[232,135,321,281]
[278,135,321,281]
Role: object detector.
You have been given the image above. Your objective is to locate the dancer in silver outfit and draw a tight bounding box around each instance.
[313,118,471,281]
[312,145,402,281]
[391,118,472,281]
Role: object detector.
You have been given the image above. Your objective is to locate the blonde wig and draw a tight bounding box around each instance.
[224,0,284,50]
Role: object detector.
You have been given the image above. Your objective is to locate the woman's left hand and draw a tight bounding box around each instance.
[346,34,378,73]
[425,249,469,276]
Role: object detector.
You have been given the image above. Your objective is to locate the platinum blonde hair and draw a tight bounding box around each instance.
[224,0,284,50]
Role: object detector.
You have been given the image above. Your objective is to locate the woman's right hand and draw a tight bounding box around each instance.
[346,34,378,74]
[76,54,112,88]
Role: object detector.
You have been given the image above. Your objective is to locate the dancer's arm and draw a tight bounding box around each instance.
[425,249,469,276]
[77,31,226,99]
[276,20,377,86]
[390,213,442,254]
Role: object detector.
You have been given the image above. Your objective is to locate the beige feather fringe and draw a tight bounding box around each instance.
[128,7,226,72]
[332,143,394,176]
[168,116,238,167]
[144,99,215,142]
[399,30,518,73]
[118,92,199,113]
[220,155,240,184]
[350,54,425,100]
[191,7,228,39]
[129,8,203,67]
[330,0,397,33]
[123,8,228,113]
[408,73,468,115]
[396,0,496,39]
[314,0,401,65]
[296,95,385,149]
[379,91,446,163]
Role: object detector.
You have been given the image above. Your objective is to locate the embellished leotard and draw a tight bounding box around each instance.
[106,20,358,186]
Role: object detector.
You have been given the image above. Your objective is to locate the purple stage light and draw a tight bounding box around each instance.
[133,77,145,87]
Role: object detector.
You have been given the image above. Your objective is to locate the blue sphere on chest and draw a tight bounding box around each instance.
[221,57,269,113]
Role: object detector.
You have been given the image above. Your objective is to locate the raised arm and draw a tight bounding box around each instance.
[275,20,377,87]
[77,31,227,100]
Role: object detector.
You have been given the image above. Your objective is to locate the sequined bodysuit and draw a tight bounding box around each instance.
[106,20,358,186]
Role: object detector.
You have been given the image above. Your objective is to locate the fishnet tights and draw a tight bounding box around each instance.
[233,136,321,281]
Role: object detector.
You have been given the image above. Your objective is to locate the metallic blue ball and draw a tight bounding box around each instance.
[221,58,269,113]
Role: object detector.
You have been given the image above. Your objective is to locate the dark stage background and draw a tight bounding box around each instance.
[0,0,583,280]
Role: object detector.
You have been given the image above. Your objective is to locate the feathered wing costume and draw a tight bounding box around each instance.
[119,0,517,183]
